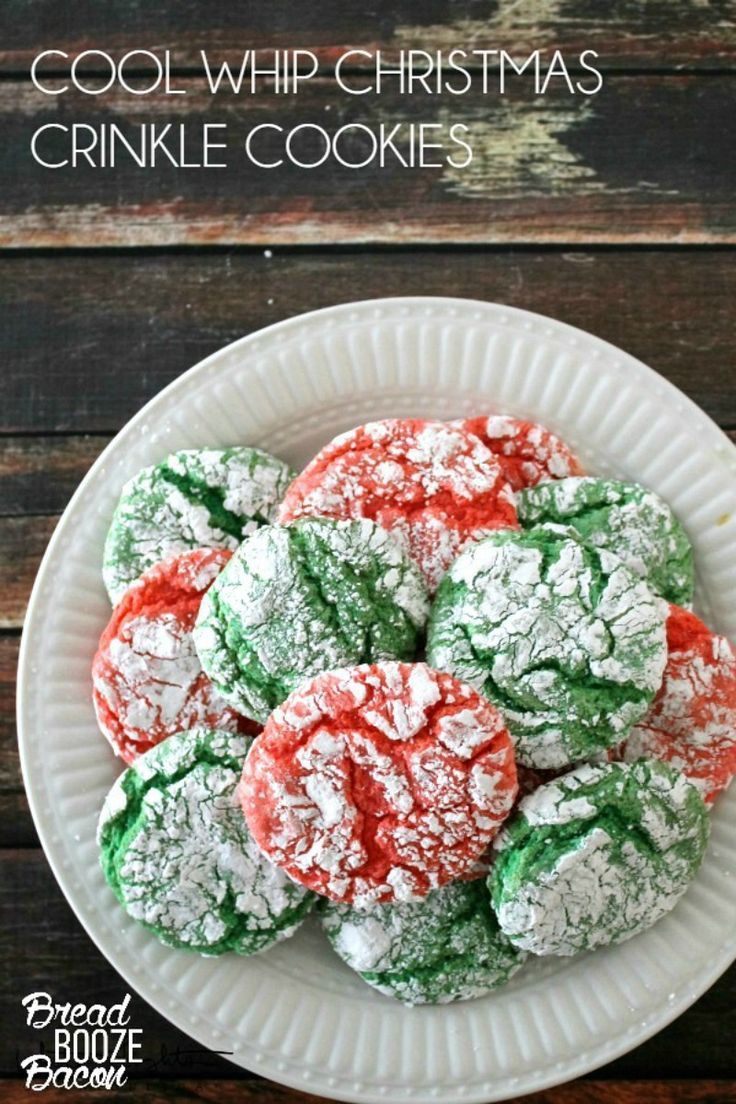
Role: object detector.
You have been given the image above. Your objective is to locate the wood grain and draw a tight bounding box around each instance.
[2,76,734,247]
[0,516,57,628]
[1,849,735,1081]
[0,435,107,516]
[0,636,32,847]
[3,250,735,435]
[1,1080,735,1104]
[0,631,36,843]
[0,0,733,70]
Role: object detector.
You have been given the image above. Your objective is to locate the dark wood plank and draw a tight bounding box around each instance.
[3,250,735,435]
[0,850,235,1079]
[9,1070,729,1104]
[0,516,57,628]
[1,849,735,1081]
[0,636,34,848]
[0,0,733,70]
[0,435,107,516]
[1,76,734,246]
[1,1080,735,1104]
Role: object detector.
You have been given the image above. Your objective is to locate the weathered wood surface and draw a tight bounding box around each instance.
[2,76,734,246]
[2,1082,736,1104]
[0,435,106,517]
[0,516,58,629]
[0,636,31,847]
[0,0,734,71]
[3,250,736,435]
[1,3,734,1092]
[1,850,735,1082]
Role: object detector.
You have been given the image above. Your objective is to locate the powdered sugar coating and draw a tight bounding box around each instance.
[240,661,518,905]
[427,528,668,769]
[621,605,736,804]
[454,415,583,491]
[322,878,526,1005]
[103,447,295,604]
[93,549,252,764]
[491,759,709,956]
[278,419,518,591]
[193,517,430,724]
[98,727,314,954]
[517,477,694,606]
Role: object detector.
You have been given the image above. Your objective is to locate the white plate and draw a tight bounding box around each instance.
[18,297,736,1104]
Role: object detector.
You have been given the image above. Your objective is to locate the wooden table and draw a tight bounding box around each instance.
[1,5,735,1102]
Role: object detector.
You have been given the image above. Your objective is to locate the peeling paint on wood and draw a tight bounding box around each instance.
[0,76,733,246]
[394,0,736,61]
[439,100,602,198]
[0,0,734,70]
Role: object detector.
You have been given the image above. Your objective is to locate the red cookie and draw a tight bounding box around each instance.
[278,419,518,591]
[621,605,736,804]
[93,548,255,764]
[240,661,518,905]
[454,415,583,491]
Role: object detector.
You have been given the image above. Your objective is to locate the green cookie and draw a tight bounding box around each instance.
[427,528,668,769]
[491,759,709,956]
[517,477,694,606]
[98,727,314,955]
[321,879,526,1005]
[193,517,430,724]
[103,447,295,604]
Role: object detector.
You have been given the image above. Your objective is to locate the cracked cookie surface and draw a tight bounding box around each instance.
[427,528,668,769]
[193,517,430,724]
[103,446,294,604]
[240,661,518,905]
[278,419,518,591]
[93,548,254,764]
[621,605,736,804]
[490,759,709,955]
[98,727,314,954]
[321,878,526,1005]
[517,476,694,606]
[453,415,583,491]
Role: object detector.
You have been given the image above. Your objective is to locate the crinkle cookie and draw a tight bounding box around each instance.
[621,605,736,805]
[103,447,295,603]
[517,476,694,606]
[491,759,709,956]
[98,727,314,955]
[453,415,583,491]
[427,528,668,769]
[321,878,526,1005]
[93,549,255,764]
[240,661,518,905]
[193,517,430,724]
[278,419,518,591]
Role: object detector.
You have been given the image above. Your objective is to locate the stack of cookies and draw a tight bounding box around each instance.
[93,416,734,1005]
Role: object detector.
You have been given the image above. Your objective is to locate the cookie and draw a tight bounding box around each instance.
[93,549,255,764]
[321,878,526,1005]
[490,759,709,956]
[98,727,314,955]
[103,446,295,604]
[427,528,668,769]
[621,605,736,804]
[240,661,518,905]
[193,517,430,724]
[453,415,583,491]
[517,476,694,606]
[278,419,518,591]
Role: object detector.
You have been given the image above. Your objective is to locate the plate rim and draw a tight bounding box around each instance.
[16,295,736,1104]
